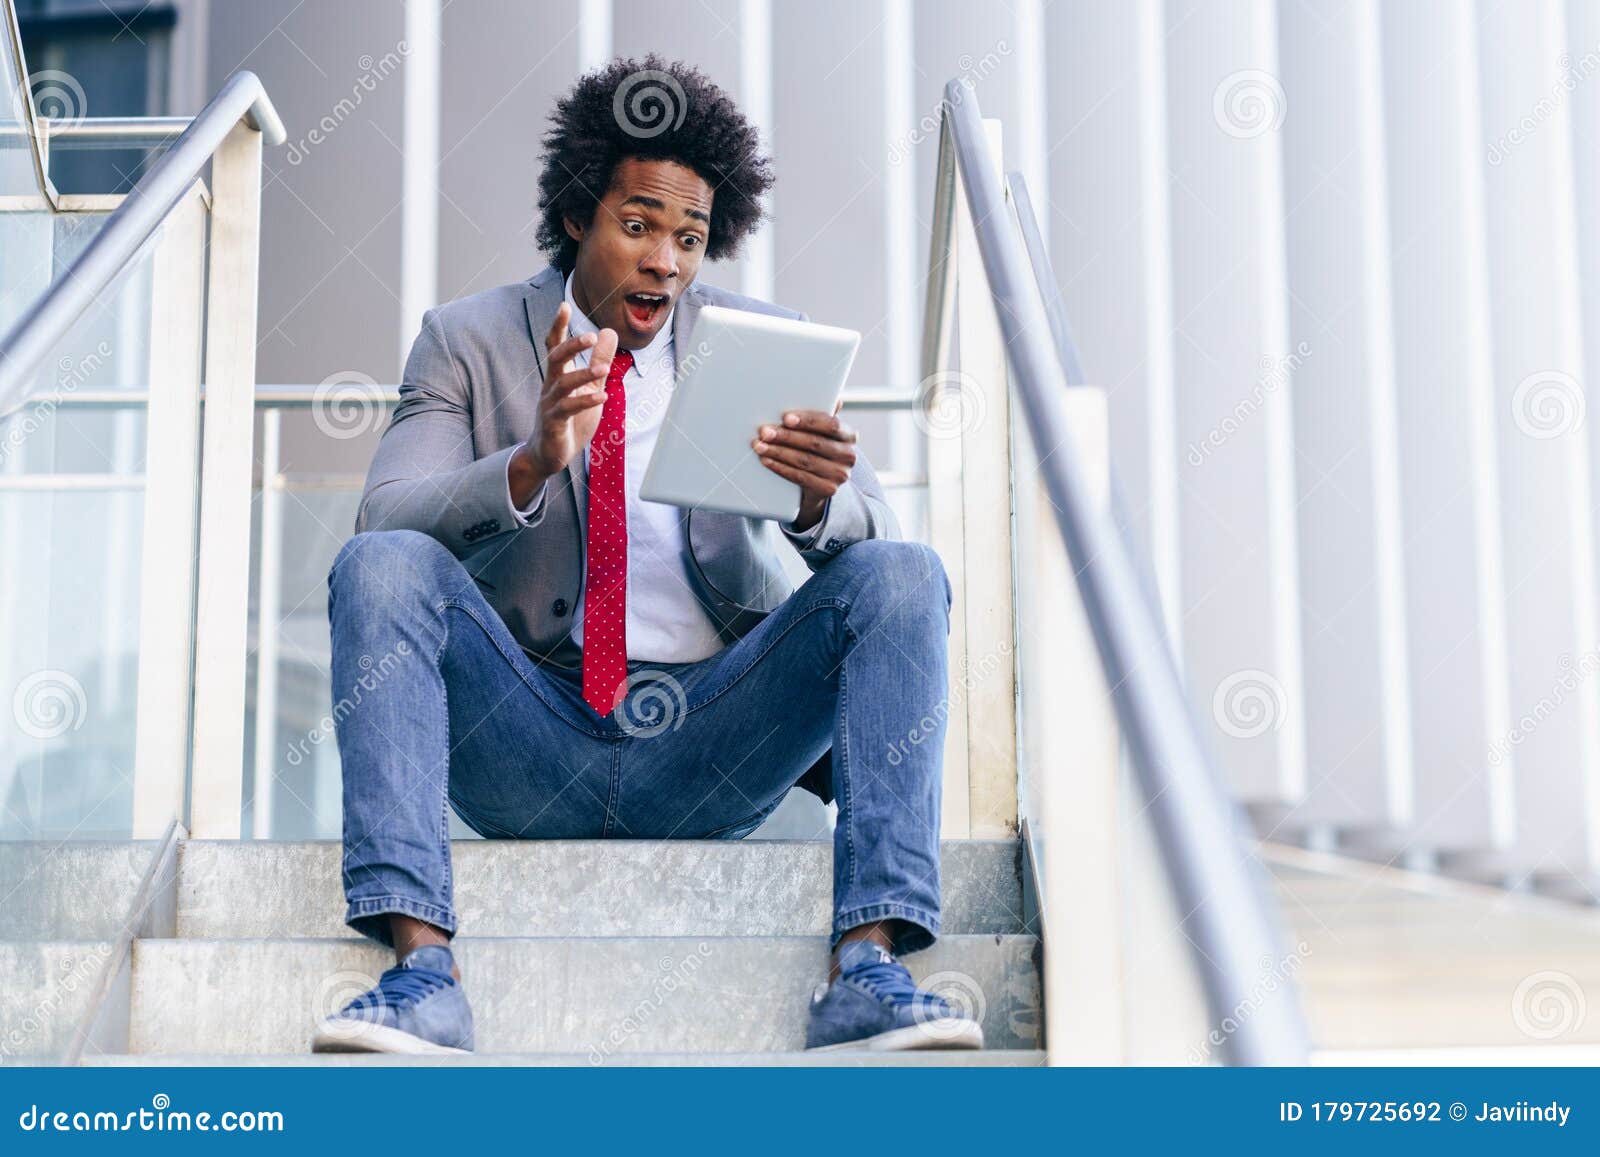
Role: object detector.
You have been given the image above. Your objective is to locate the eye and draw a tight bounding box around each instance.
[624,219,646,234]
[680,234,701,248]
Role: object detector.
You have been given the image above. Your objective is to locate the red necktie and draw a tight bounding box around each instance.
[581,347,634,716]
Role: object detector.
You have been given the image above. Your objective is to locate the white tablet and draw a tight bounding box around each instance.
[640,305,862,522]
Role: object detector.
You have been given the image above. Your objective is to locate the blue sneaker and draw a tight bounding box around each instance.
[311,945,475,1055]
[804,941,984,1051]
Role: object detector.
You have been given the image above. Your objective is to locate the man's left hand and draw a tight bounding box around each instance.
[752,407,857,532]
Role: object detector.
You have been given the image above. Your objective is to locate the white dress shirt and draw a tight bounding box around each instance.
[503,272,727,663]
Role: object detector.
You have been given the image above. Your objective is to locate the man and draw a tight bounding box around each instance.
[313,55,976,1055]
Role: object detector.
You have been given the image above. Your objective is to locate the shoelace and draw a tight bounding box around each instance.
[844,958,952,1015]
[343,964,454,1014]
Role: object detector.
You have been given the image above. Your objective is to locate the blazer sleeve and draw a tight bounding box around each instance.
[775,311,901,567]
[354,307,549,555]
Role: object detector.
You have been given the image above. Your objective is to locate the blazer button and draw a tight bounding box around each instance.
[551,598,569,616]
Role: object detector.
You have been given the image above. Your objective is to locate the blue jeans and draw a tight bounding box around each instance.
[325,529,951,955]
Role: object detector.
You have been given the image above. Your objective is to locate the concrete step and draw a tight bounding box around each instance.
[83,1049,1047,1066]
[0,941,115,1058]
[0,842,159,939]
[177,840,1027,939]
[129,934,1040,1056]
[1266,845,1600,1050]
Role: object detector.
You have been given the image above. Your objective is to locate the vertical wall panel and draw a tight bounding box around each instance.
[1045,0,1182,652]
[1570,0,1600,886]
[1164,0,1306,804]
[1476,0,1600,879]
[1380,0,1513,855]
[1277,0,1413,833]
[205,0,405,388]
[437,0,588,306]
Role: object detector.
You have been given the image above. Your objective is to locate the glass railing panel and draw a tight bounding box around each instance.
[0,1,47,199]
[0,187,206,846]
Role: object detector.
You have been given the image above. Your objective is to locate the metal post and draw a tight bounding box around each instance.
[189,120,264,838]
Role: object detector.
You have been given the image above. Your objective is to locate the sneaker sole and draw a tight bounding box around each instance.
[806,1019,985,1053]
[311,1019,471,1056]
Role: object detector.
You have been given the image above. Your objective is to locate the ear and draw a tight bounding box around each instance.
[563,214,585,243]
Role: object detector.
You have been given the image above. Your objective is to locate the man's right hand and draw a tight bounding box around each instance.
[508,301,620,506]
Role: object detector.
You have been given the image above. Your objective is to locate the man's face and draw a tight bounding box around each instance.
[564,157,713,349]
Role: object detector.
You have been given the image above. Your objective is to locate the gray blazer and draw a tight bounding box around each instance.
[354,264,900,675]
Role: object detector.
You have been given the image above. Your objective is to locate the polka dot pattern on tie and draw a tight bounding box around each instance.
[582,348,634,716]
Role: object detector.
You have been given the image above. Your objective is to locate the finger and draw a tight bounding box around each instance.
[550,329,601,361]
[757,424,858,462]
[758,455,834,492]
[545,300,571,349]
[752,441,850,485]
[550,362,610,398]
[545,302,573,373]
[547,390,608,419]
[593,327,619,363]
[780,409,856,441]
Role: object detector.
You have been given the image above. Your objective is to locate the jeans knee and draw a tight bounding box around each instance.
[329,529,457,611]
[834,539,951,622]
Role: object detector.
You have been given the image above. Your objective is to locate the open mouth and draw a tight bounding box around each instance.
[624,291,668,327]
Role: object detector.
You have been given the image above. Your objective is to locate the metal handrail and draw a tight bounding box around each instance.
[940,77,1312,1065]
[0,71,285,410]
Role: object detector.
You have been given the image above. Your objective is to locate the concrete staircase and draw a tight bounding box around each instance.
[6,839,1044,1065]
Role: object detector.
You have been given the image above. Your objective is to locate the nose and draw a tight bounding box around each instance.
[639,237,678,281]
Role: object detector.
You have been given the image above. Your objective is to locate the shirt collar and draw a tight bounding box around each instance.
[563,269,675,378]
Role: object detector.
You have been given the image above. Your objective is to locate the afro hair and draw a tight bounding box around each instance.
[535,54,776,274]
